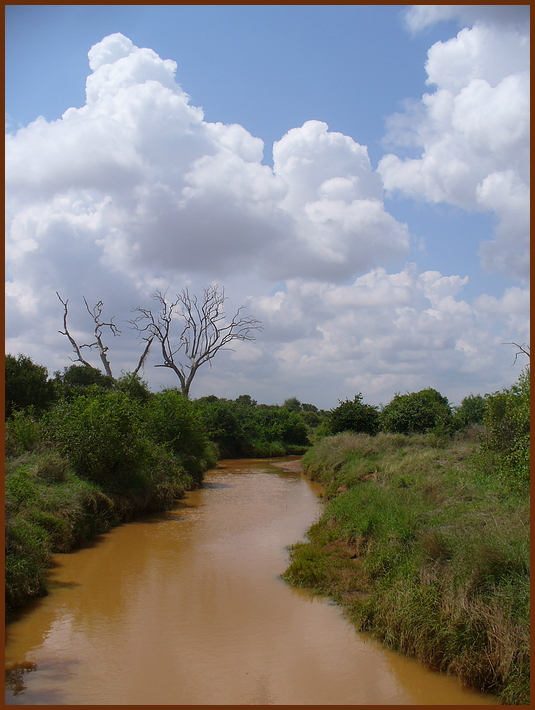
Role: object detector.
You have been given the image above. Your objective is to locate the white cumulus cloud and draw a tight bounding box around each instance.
[247,265,529,405]
[6,33,409,293]
[379,14,530,283]
[5,27,530,407]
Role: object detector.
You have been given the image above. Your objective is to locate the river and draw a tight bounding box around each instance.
[5,458,497,705]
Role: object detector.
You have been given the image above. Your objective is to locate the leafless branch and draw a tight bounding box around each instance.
[57,292,94,369]
[503,342,530,367]
[81,297,120,378]
[129,285,262,396]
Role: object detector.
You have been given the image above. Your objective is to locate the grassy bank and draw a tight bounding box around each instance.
[5,372,312,617]
[4,387,211,618]
[5,446,193,618]
[282,431,529,705]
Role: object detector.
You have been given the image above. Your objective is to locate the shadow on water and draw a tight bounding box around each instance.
[5,658,79,705]
[202,480,232,489]
[5,662,37,696]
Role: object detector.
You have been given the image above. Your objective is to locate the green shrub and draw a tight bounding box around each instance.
[483,368,530,489]
[5,410,44,457]
[329,394,380,435]
[43,390,149,489]
[195,396,310,457]
[452,393,487,429]
[195,397,255,457]
[146,389,216,484]
[116,372,152,401]
[380,388,453,435]
[254,406,310,447]
[5,353,56,418]
[53,363,114,400]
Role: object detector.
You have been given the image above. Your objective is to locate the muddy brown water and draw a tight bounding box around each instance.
[5,458,497,705]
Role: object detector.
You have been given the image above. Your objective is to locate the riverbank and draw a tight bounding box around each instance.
[5,448,196,619]
[5,459,496,705]
[282,432,529,705]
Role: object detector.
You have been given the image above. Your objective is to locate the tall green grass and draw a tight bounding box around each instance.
[283,432,529,704]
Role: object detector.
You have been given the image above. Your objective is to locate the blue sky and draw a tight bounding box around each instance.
[5,5,530,408]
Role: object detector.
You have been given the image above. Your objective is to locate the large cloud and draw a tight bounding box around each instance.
[378,14,530,282]
[248,266,529,404]
[5,27,530,408]
[6,33,409,292]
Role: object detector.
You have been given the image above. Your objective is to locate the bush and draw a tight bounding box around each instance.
[145,389,216,484]
[5,409,44,457]
[483,368,530,489]
[43,390,150,489]
[53,364,114,399]
[254,406,310,448]
[329,394,380,436]
[195,397,255,457]
[283,397,302,412]
[452,394,487,429]
[195,397,310,457]
[116,372,152,401]
[380,388,452,435]
[5,353,56,418]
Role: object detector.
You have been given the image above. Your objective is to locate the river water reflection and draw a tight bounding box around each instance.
[5,458,497,705]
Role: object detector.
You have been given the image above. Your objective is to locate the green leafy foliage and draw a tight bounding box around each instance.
[380,388,452,435]
[115,372,152,401]
[5,353,56,418]
[452,393,487,429]
[53,364,115,399]
[329,394,380,436]
[5,410,44,457]
[145,389,216,484]
[255,405,310,448]
[282,396,302,412]
[195,397,256,457]
[194,396,310,457]
[483,368,530,489]
[43,390,151,489]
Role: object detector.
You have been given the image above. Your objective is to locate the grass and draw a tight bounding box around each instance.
[283,431,530,705]
[5,447,192,618]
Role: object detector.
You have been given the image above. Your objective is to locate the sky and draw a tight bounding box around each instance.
[5,5,530,409]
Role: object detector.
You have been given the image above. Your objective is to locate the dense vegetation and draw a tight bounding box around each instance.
[5,352,529,703]
[283,368,530,705]
[4,359,311,615]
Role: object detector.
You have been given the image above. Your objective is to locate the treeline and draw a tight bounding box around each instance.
[4,355,311,615]
[5,351,529,629]
[283,367,530,704]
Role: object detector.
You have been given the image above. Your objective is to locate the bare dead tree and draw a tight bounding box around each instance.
[129,285,262,397]
[57,293,150,379]
[503,341,530,366]
[57,292,120,378]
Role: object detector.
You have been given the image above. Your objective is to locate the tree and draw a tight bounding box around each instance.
[283,397,302,412]
[452,394,487,429]
[56,293,151,381]
[57,293,119,378]
[380,388,452,435]
[130,285,262,397]
[329,394,380,435]
[5,353,56,418]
